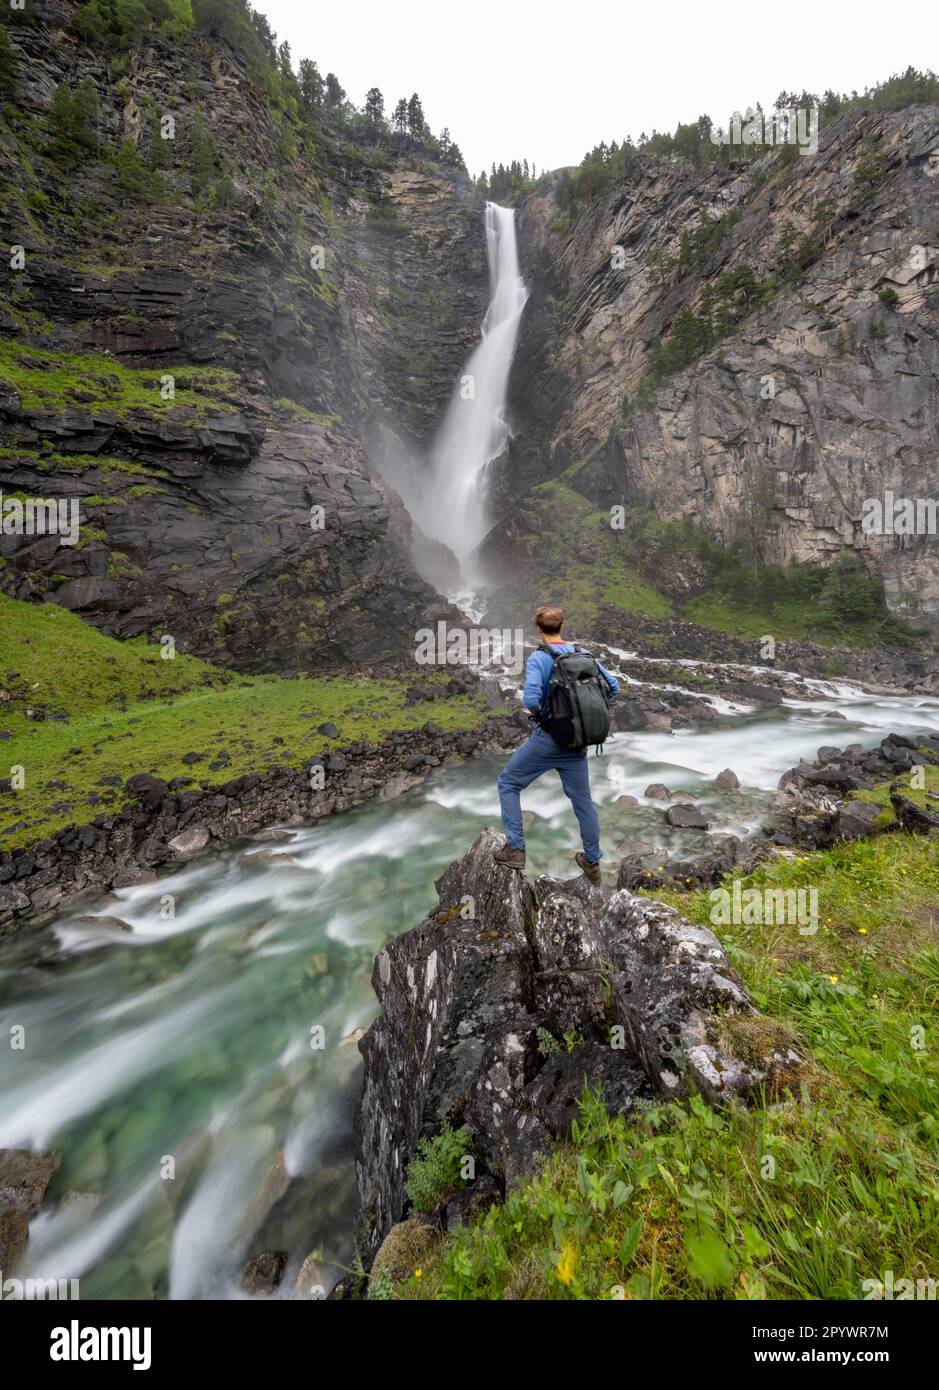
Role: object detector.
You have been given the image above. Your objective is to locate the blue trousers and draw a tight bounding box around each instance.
[497,727,602,862]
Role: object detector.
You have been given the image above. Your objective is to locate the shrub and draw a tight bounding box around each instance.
[404,1123,471,1213]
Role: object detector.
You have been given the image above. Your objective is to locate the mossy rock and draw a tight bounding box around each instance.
[370,1216,440,1285]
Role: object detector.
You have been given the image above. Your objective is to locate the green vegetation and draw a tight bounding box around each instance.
[682,547,916,648]
[48,76,100,167]
[0,23,20,99]
[619,511,917,647]
[404,1125,471,1213]
[848,763,939,828]
[518,478,672,627]
[0,340,241,420]
[551,68,939,223]
[521,490,914,650]
[477,158,538,205]
[388,831,939,1298]
[0,595,496,849]
[75,0,194,50]
[113,136,164,201]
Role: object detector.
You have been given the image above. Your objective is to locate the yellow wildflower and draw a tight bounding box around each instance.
[556,1243,577,1286]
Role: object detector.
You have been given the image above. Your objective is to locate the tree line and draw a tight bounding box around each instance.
[1,0,466,172]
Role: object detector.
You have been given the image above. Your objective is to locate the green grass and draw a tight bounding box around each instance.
[848,764,939,827]
[684,593,905,648]
[272,397,340,429]
[384,832,939,1300]
[0,340,242,420]
[0,595,495,849]
[518,479,672,625]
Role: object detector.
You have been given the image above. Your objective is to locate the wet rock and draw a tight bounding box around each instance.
[76,914,132,932]
[168,826,210,858]
[318,723,340,738]
[890,793,939,834]
[379,771,423,800]
[0,1209,28,1272]
[370,1216,439,1286]
[644,783,671,800]
[714,768,740,790]
[834,801,885,841]
[241,1250,288,1296]
[613,793,639,807]
[443,1175,502,1232]
[0,1149,60,1217]
[124,774,168,810]
[291,1253,328,1300]
[665,803,709,830]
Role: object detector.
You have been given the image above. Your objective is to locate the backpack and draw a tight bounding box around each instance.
[536,643,612,751]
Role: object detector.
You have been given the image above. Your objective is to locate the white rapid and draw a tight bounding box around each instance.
[417,202,528,575]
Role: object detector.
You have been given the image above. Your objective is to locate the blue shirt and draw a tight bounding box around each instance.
[522,643,620,714]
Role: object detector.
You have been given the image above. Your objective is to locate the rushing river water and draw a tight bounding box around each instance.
[2,662,939,1299]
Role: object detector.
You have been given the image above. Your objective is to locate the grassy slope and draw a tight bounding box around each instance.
[515,476,919,651]
[385,829,939,1300]
[0,340,241,421]
[0,595,495,849]
[517,479,672,626]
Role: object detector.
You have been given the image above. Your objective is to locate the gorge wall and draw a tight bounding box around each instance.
[0,1,488,673]
[489,105,939,632]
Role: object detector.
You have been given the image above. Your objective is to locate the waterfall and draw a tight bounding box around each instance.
[419,202,528,576]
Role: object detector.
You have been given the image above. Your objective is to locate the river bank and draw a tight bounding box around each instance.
[0,705,530,936]
[2,665,939,1298]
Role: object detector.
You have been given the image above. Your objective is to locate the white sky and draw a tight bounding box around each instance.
[255,0,938,177]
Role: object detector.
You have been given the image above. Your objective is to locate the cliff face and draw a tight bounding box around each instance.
[0,2,487,671]
[498,107,939,629]
[354,829,801,1259]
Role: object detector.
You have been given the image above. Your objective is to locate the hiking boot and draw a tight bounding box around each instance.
[494,846,526,871]
[575,851,602,886]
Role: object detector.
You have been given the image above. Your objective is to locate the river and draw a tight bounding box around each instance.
[2,662,938,1298]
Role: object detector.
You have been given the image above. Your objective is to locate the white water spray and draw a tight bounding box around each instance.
[419,202,528,574]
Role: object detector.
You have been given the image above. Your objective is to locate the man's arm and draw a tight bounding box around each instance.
[596,660,620,700]
[522,650,549,713]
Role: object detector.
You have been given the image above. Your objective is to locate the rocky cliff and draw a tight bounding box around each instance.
[354,828,802,1259]
[488,105,939,634]
[0,1,487,672]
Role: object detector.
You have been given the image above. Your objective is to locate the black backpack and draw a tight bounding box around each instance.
[536,643,612,751]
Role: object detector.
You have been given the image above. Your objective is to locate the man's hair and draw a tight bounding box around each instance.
[534,604,564,634]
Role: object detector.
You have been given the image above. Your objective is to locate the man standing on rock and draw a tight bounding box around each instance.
[494,605,619,884]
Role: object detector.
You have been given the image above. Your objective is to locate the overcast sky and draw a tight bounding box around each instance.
[255,0,937,177]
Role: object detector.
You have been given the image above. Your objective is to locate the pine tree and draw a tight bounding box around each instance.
[364,87,385,126]
[324,73,345,109]
[49,77,99,166]
[298,58,323,109]
[406,92,425,138]
[114,136,152,199]
[0,24,19,99]
[392,97,408,134]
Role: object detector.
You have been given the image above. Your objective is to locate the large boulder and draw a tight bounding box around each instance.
[354,829,802,1261]
[0,1149,60,1217]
